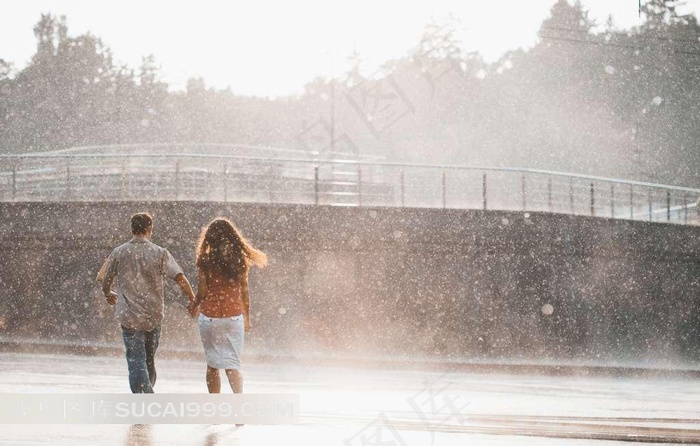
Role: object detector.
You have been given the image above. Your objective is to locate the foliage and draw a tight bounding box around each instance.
[2,2,700,185]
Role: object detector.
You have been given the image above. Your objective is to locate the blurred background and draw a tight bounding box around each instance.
[2,0,700,186]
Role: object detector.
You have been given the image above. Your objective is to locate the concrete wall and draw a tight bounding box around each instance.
[1,201,699,365]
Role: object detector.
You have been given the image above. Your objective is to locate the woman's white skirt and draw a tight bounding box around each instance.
[198,313,244,370]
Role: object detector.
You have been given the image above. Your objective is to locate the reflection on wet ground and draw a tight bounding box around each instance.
[1,352,699,445]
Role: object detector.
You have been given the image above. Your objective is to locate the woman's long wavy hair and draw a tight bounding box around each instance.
[195,218,268,282]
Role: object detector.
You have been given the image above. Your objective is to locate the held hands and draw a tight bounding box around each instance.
[105,291,118,306]
[187,301,200,318]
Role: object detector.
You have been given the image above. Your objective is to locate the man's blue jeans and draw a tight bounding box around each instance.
[121,324,161,393]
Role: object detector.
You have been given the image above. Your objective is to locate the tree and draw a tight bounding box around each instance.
[3,14,119,150]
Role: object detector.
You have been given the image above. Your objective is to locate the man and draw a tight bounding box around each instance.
[102,212,196,393]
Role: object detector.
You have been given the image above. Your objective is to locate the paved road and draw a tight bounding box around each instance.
[0,352,699,445]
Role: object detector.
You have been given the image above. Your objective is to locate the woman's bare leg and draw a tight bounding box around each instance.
[206,366,221,393]
[225,369,243,393]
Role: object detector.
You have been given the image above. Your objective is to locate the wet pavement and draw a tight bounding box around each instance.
[1,352,699,445]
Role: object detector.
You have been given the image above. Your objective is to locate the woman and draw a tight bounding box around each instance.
[188,217,267,393]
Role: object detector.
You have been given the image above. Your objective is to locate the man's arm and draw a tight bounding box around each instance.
[101,255,118,306]
[175,273,196,304]
[162,249,196,306]
[96,258,109,284]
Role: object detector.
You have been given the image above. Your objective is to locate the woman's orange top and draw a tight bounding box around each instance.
[199,271,243,318]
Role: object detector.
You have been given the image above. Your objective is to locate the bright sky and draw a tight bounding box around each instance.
[1,1,698,97]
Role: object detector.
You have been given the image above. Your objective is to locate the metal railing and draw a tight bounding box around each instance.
[1,152,699,225]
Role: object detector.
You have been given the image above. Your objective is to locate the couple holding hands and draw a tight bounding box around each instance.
[99,213,267,394]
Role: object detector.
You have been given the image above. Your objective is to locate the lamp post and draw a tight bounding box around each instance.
[634,96,664,181]
[633,96,664,219]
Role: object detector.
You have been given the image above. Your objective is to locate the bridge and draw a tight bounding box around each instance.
[2,142,700,371]
[1,143,699,224]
